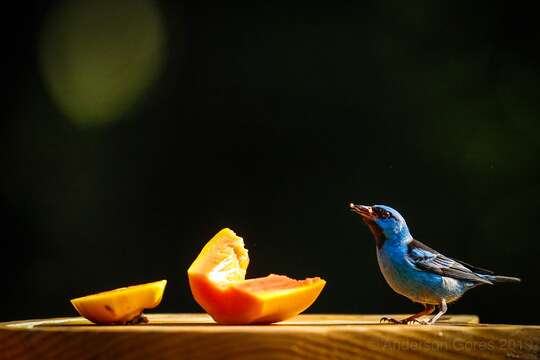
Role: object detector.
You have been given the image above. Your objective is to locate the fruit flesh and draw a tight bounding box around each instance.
[188,228,326,324]
[71,280,167,324]
[189,228,249,286]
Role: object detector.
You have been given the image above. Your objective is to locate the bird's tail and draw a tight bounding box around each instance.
[494,276,521,283]
[482,275,521,283]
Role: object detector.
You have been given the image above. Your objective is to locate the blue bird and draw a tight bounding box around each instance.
[350,203,521,324]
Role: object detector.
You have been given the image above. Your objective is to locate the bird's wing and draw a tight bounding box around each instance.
[407,239,493,285]
[452,259,494,276]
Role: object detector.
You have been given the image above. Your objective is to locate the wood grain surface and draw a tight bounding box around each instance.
[1,314,539,360]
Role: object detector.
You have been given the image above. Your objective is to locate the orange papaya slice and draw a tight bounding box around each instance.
[187,228,325,324]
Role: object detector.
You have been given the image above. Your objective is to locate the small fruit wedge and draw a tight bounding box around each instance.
[71,280,167,325]
[188,228,326,324]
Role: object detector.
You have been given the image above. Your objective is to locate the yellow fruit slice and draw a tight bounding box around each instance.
[71,280,167,325]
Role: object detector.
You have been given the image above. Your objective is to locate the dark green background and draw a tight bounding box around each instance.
[2,1,539,324]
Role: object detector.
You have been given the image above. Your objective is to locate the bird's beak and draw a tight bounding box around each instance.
[350,203,375,220]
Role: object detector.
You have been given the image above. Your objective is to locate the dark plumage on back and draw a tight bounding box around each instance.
[407,239,493,285]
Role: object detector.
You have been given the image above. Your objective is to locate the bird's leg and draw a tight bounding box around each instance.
[428,299,447,325]
[380,304,435,324]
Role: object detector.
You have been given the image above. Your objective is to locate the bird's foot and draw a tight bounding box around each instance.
[380,317,429,325]
[380,317,405,324]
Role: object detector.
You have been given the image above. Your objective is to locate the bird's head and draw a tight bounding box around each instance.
[350,203,411,247]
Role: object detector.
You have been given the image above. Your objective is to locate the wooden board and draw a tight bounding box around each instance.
[1,314,539,360]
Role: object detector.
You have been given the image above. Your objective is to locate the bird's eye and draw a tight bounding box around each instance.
[374,207,391,219]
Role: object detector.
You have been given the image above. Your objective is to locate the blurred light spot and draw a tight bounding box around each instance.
[39,0,166,127]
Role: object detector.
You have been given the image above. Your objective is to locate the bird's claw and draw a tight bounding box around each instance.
[379,317,429,325]
[380,317,404,324]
